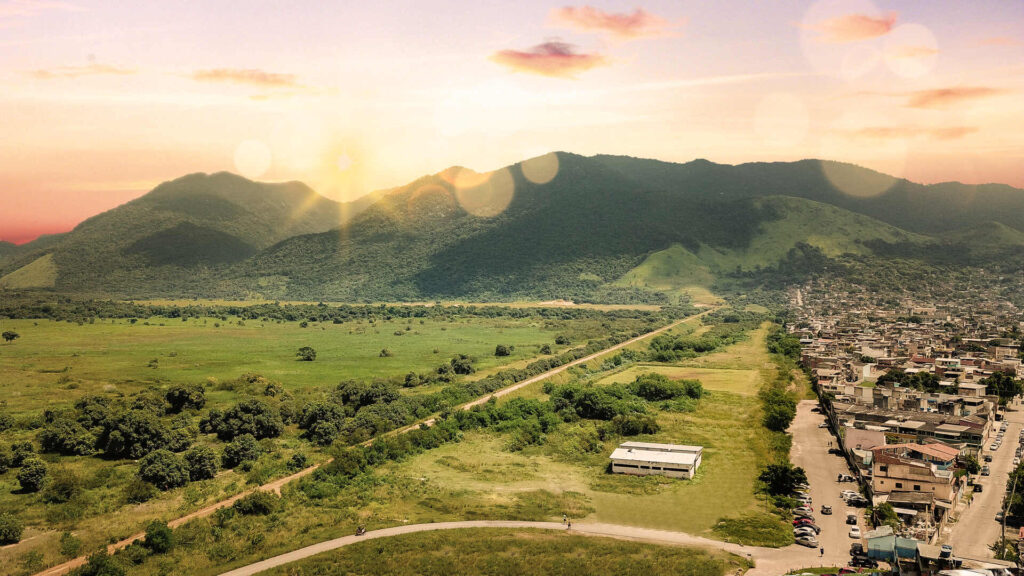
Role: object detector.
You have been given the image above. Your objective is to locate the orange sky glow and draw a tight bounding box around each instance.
[1,0,1023,243]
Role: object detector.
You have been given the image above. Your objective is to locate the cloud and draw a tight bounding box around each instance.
[806,12,898,43]
[850,126,978,141]
[489,41,607,78]
[906,86,1006,109]
[191,68,299,87]
[980,36,1022,47]
[28,63,135,79]
[550,6,677,40]
[0,0,80,21]
[888,44,939,59]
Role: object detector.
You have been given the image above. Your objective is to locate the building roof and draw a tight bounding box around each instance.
[618,441,702,454]
[609,447,699,467]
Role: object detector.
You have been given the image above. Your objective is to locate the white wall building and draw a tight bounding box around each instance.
[608,441,703,479]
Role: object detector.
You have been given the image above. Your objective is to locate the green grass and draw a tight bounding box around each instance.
[0,253,57,289]
[0,315,567,417]
[595,365,761,396]
[260,528,752,576]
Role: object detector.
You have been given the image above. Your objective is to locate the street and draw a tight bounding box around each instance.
[789,400,863,567]
[947,402,1024,558]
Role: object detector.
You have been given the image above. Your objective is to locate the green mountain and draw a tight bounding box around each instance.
[0,172,357,292]
[6,153,1024,301]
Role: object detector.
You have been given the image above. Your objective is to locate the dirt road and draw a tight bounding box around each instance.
[34,313,698,576]
[789,400,863,567]
[948,403,1024,558]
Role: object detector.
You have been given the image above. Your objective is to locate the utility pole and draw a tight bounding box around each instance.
[1004,466,1019,560]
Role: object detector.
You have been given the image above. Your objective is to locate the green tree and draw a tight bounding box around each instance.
[137,449,188,490]
[494,344,511,357]
[450,354,475,375]
[165,384,206,413]
[232,490,280,515]
[0,513,23,544]
[2,331,19,343]
[982,372,1024,405]
[59,531,82,557]
[757,462,807,496]
[296,346,317,361]
[17,458,47,493]
[38,417,96,456]
[75,550,126,576]
[183,446,218,481]
[872,502,901,532]
[221,434,261,468]
[142,521,174,553]
[99,409,171,459]
[42,467,81,504]
[961,455,981,475]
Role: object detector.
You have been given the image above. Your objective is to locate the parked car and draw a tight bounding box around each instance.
[838,474,856,482]
[794,506,814,515]
[996,511,1005,522]
[846,512,858,525]
[850,542,864,556]
[849,555,878,568]
[984,454,993,462]
[840,490,859,499]
[848,496,869,507]
[795,535,819,548]
[794,527,817,538]
[829,447,844,456]
[795,483,810,491]
[794,512,815,521]
[974,484,983,493]
[821,505,833,515]
[982,466,991,476]
[849,526,862,538]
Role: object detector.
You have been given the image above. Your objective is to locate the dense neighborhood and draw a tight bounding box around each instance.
[790,278,1024,573]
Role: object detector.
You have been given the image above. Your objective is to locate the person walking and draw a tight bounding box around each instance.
[819,547,824,557]
[567,520,572,531]
[563,514,567,524]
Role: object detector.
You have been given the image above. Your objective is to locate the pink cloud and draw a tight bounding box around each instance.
[550,6,676,39]
[489,41,607,78]
[980,36,1022,47]
[192,68,299,87]
[807,12,898,43]
[850,126,978,141]
[906,86,1006,109]
[889,45,939,59]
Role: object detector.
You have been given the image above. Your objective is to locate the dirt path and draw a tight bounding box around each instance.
[215,519,827,576]
[34,313,701,576]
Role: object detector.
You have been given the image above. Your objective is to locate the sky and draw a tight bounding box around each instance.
[1,0,1023,243]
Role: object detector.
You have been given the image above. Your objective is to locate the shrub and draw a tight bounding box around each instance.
[206,399,283,441]
[59,531,82,557]
[123,478,158,504]
[184,446,218,481]
[99,409,171,459]
[628,373,703,401]
[138,450,189,490]
[73,550,126,576]
[608,413,660,436]
[296,346,317,361]
[142,521,174,553]
[450,354,474,375]
[379,348,394,357]
[42,467,82,503]
[0,513,23,544]
[222,434,261,469]
[555,335,570,345]
[232,490,279,515]
[288,452,309,471]
[17,458,47,492]
[540,344,552,354]
[38,417,96,456]
[495,344,511,357]
[166,384,206,413]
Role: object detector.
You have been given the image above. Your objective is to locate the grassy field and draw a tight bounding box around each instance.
[261,528,752,576]
[595,365,761,396]
[0,315,570,417]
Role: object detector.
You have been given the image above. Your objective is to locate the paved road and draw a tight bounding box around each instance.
[790,400,864,567]
[34,313,700,576]
[948,402,1024,558]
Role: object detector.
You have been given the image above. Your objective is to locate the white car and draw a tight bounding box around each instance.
[849,525,862,538]
[841,490,860,499]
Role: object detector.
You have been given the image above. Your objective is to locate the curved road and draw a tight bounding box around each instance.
[34,312,701,576]
[216,520,827,576]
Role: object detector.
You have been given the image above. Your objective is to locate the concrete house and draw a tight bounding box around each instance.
[608,442,703,479]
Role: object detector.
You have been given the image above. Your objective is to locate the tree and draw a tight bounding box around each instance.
[232,490,279,515]
[298,401,345,446]
[207,399,283,441]
[961,455,981,475]
[296,346,317,361]
[137,449,188,490]
[75,550,126,576]
[757,462,807,496]
[872,502,901,532]
[100,409,171,459]
[555,335,570,346]
[2,331,19,343]
[450,354,474,375]
[0,513,23,544]
[142,521,174,553]
[494,344,511,357]
[42,467,81,504]
[540,344,552,354]
[763,403,797,432]
[184,446,218,481]
[982,372,1024,405]
[165,384,206,413]
[38,417,97,456]
[221,434,261,469]
[17,458,47,493]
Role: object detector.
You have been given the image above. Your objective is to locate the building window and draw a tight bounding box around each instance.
[913,484,921,491]
[880,465,888,473]
[895,482,903,488]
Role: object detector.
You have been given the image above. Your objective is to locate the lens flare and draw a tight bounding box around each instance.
[233,140,272,179]
[753,93,810,149]
[521,152,560,184]
[452,167,515,218]
[884,24,939,79]
[819,113,906,197]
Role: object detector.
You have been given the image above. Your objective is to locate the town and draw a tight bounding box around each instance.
[790,275,1024,573]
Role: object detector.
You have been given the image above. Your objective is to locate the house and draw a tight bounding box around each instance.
[608,442,703,479]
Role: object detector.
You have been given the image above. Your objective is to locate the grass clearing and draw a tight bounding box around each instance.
[260,528,752,576]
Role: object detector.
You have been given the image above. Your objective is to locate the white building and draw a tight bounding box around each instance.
[608,441,703,479]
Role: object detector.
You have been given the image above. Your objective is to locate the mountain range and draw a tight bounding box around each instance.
[3,152,1023,303]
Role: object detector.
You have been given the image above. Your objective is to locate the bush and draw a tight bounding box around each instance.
[607,413,660,436]
[73,550,126,576]
[123,477,158,504]
[540,344,552,354]
[288,452,309,471]
[60,531,82,557]
[137,449,189,490]
[495,344,511,357]
[38,417,96,456]
[222,434,261,468]
[296,346,317,361]
[450,354,475,375]
[379,348,394,357]
[628,373,703,401]
[166,384,206,413]
[99,409,171,459]
[0,513,23,544]
[42,467,82,503]
[184,446,218,481]
[232,490,279,515]
[206,399,283,441]
[142,521,174,553]
[17,458,47,492]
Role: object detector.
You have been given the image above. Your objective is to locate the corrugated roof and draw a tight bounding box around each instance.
[609,448,698,466]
